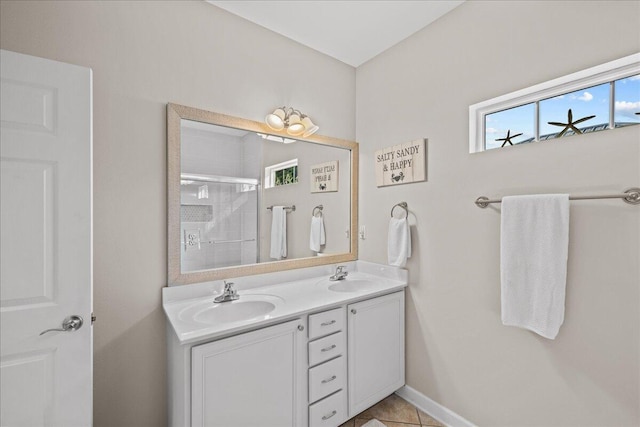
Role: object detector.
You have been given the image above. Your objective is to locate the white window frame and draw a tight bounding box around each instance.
[469,53,640,153]
[264,158,298,189]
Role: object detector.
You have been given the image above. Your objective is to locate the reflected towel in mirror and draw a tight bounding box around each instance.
[309,215,326,252]
[270,206,287,260]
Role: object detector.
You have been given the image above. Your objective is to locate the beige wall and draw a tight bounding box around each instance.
[0,1,355,426]
[356,1,639,426]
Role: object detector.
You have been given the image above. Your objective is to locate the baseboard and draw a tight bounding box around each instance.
[395,385,476,427]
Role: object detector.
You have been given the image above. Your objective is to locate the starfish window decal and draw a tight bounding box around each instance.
[495,129,523,147]
[548,109,595,138]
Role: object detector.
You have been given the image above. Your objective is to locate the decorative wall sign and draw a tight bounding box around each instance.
[310,160,338,193]
[375,139,427,187]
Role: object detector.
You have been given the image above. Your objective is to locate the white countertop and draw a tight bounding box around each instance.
[162,261,407,344]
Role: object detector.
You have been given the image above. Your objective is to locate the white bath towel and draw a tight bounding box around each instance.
[309,215,326,252]
[501,194,570,339]
[388,217,411,267]
[270,206,287,260]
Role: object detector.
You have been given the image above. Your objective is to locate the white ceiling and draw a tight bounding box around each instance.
[207,1,465,67]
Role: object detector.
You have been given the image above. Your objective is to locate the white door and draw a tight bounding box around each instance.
[0,50,92,427]
[348,291,405,417]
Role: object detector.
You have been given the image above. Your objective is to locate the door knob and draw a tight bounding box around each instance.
[40,315,84,336]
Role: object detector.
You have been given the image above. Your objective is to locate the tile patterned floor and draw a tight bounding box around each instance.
[339,394,445,427]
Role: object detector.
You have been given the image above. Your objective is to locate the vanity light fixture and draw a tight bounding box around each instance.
[265,106,319,137]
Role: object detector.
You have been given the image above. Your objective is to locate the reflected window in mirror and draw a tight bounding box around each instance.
[265,159,298,188]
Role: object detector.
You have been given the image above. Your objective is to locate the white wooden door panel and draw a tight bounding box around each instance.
[0,49,92,427]
[347,291,405,417]
[191,318,307,427]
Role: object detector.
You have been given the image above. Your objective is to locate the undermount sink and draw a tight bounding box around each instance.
[179,294,283,325]
[317,277,380,293]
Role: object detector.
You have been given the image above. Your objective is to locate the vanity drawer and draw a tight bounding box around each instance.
[308,307,344,340]
[309,331,344,367]
[309,356,346,403]
[309,389,347,427]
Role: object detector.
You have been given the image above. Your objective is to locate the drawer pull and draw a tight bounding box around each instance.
[320,320,336,327]
[321,375,337,384]
[321,344,337,353]
[321,410,337,420]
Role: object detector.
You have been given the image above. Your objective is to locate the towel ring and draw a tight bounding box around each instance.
[390,202,408,218]
[312,205,324,217]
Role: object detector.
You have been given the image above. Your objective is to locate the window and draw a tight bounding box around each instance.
[539,83,609,139]
[485,103,535,150]
[264,159,298,189]
[614,75,640,127]
[469,53,640,153]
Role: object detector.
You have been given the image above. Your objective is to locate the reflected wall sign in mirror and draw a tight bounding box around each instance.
[168,103,358,285]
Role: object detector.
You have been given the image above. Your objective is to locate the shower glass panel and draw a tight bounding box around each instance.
[180,176,259,271]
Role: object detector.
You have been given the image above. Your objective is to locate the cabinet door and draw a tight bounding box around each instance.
[192,319,307,427]
[347,291,405,417]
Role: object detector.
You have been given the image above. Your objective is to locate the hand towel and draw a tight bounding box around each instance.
[501,194,570,339]
[388,217,411,267]
[309,215,326,252]
[270,206,287,260]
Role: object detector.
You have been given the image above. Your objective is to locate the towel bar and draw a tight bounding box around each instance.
[267,205,296,211]
[475,188,640,208]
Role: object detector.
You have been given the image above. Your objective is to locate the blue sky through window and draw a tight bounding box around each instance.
[614,74,640,125]
[539,83,610,137]
[485,103,535,150]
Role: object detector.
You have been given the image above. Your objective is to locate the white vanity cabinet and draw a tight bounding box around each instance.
[347,291,405,417]
[165,269,407,427]
[191,318,308,427]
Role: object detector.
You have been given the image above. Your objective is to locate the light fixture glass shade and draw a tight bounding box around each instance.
[265,108,286,131]
[301,116,319,137]
[287,112,305,136]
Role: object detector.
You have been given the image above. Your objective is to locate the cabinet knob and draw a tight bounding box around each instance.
[351,309,357,315]
[297,325,304,331]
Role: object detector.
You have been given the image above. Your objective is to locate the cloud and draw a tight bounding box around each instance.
[629,75,640,81]
[615,100,640,119]
[615,100,640,111]
[577,91,593,102]
[486,127,499,134]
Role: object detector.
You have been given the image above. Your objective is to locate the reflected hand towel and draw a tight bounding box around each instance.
[309,215,325,252]
[270,206,287,260]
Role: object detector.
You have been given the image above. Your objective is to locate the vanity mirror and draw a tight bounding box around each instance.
[168,103,358,285]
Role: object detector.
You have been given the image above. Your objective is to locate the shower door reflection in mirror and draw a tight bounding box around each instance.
[181,121,262,271]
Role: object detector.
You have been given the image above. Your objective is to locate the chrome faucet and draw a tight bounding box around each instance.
[329,265,348,281]
[214,281,239,303]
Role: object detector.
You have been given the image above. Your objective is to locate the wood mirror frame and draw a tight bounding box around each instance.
[167,103,359,285]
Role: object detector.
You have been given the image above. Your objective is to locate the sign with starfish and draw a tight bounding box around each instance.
[548,109,595,137]
[495,129,523,147]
